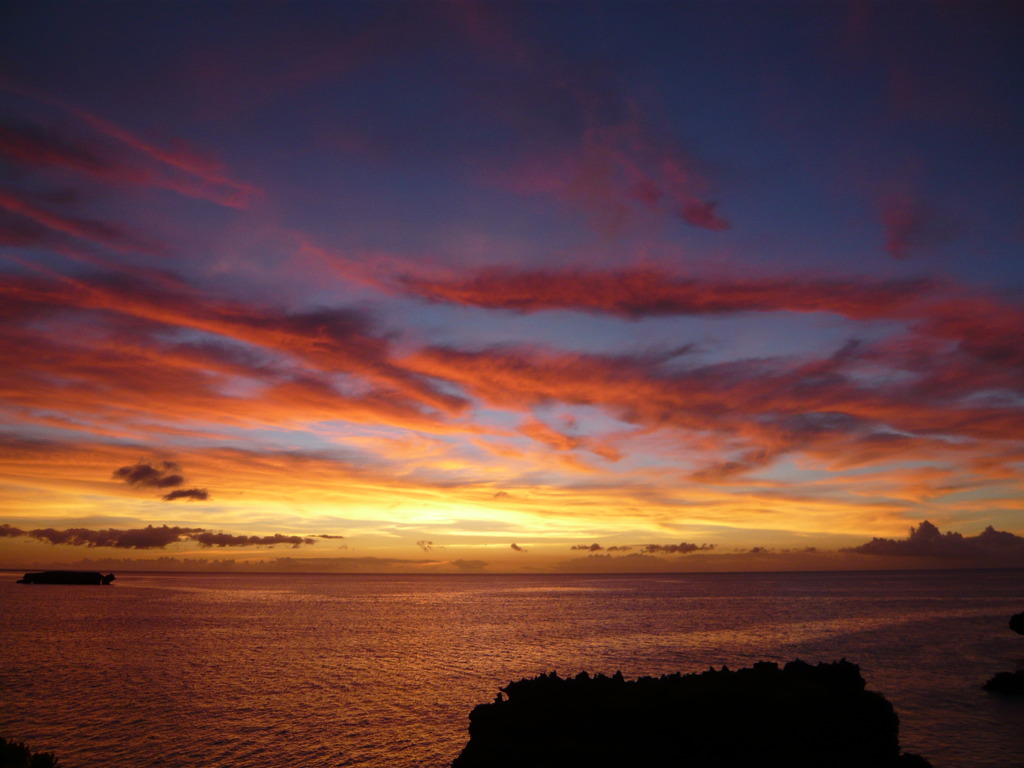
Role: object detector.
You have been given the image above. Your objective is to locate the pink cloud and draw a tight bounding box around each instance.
[0,189,166,256]
[1,83,258,208]
[398,267,935,320]
[881,193,958,259]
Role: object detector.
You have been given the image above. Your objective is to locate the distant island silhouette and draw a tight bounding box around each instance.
[453,660,931,767]
[16,571,115,585]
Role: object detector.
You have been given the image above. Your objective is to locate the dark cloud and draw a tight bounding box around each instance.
[190,531,312,548]
[570,543,638,553]
[161,488,209,502]
[844,520,1024,561]
[510,542,526,552]
[1,523,338,549]
[0,523,27,537]
[640,542,715,555]
[113,460,184,488]
[24,524,200,548]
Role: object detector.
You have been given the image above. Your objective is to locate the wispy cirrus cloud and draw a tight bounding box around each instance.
[0,119,129,182]
[396,267,936,319]
[447,1,729,234]
[1,80,259,209]
[0,270,467,434]
[404,325,1023,487]
[880,193,959,259]
[2,255,1020,525]
[0,188,167,256]
[65,105,258,208]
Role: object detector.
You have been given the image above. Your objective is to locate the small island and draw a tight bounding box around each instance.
[453,660,930,767]
[16,571,115,585]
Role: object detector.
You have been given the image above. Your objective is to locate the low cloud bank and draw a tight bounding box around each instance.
[845,520,1024,562]
[641,542,715,555]
[0,523,343,549]
[571,541,710,554]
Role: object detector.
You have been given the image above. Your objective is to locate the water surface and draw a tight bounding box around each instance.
[2,570,1022,767]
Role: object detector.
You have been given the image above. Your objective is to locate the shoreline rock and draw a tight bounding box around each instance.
[984,610,1024,695]
[453,660,931,767]
[0,737,61,768]
[1009,611,1024,636]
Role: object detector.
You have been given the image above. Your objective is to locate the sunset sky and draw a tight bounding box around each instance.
[1,1,1022,572]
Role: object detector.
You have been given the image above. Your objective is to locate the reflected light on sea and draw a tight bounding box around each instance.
[1,570,1022,767]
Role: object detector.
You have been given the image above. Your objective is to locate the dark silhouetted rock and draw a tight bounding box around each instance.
[453,660,930,768]
[1009,611,1024,635]
[984,612,1024,694]
[0,736,61,767]
[985,670,1024,694]
[16,571,115,585]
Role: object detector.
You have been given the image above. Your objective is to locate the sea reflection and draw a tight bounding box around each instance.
[2,570,1022,768]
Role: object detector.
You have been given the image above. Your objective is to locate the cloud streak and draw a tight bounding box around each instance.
[398,267,937,320]
[640,542,715,555]
[0,83,259,209]
[161,488,209,502]
[0,523,337,549]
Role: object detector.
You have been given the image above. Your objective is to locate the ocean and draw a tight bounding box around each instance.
[2,570,1022,767]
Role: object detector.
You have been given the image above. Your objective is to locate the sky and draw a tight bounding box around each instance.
[1,0,1022,573]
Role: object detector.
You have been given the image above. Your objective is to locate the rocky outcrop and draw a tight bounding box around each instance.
[453,660,930,767]
[1009,611,1024,636]
[984,611,1024,694]
[984,670,1024,694]
[0,737,61,768]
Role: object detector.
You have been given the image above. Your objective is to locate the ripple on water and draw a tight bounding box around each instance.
[1,570,1022,768]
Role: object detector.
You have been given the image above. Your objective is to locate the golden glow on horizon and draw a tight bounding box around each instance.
[1,2,1022,573]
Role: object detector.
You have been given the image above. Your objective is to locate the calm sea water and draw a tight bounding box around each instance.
[1,570,1022,767]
